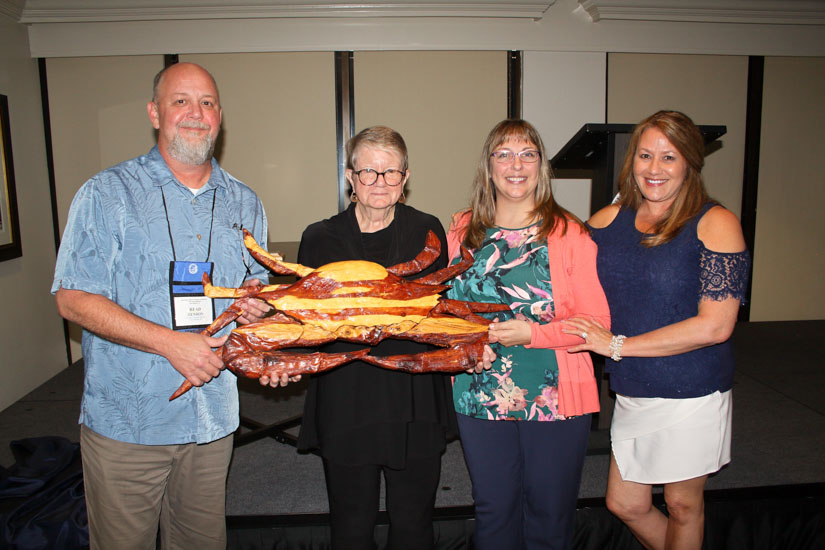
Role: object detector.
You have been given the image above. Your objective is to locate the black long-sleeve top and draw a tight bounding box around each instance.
[296,203,458,468]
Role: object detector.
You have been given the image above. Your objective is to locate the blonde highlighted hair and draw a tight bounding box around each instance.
[617,110,715,247]
[462,119,585,250]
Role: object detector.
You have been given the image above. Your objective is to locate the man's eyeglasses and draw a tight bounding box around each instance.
[353,168,405,186]
[490,150,540,164]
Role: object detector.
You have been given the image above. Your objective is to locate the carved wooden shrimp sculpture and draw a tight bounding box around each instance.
[169,229,510,400]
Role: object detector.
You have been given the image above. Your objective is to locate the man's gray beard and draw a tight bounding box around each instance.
[168,131,214,166]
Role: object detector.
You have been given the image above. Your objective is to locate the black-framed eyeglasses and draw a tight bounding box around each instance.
[490,150,541,164]
[353,168,406,186]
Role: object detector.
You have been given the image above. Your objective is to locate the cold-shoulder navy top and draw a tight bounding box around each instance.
[589,204,750,398]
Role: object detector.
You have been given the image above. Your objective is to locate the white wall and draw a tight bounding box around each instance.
[606,53,749,219]
[182,52,338,243]
[47,56,160,236]
[353,50,506,229]
[751,57,825,321]
[523,50,606,220]
[0,14,68,412]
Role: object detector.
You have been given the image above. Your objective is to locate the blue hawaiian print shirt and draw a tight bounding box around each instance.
[52,146,268,445]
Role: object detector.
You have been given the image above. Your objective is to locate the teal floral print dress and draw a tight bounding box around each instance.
[448,223,565,422]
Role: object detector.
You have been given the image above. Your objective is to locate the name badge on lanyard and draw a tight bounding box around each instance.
[169,261,215,332]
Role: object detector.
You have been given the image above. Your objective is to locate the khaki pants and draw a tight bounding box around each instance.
[80,424,234,550]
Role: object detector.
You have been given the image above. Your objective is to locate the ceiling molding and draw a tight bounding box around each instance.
[17,2,555,23]
[578,0,825,25]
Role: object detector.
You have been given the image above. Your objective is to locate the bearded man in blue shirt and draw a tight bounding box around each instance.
[52,62,285,550]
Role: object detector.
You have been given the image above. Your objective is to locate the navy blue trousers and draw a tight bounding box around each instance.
[457,413,591,550]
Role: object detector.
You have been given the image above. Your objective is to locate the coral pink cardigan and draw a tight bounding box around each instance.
[446,211,610,417]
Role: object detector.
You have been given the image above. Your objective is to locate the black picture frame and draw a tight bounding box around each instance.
[0,94,22,262]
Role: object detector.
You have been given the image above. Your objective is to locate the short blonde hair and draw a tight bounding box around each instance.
[346,126,408,171]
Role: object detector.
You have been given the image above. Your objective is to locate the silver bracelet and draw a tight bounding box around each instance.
[609,334,626,362]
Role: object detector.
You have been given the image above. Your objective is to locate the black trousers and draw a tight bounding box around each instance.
[323,454,442,550]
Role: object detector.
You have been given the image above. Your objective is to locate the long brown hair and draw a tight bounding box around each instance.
[617,110,714,247]
[463,119,585,250]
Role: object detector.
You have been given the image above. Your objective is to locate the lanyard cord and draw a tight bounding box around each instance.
[161,186,217,262]
[236,187,252,285]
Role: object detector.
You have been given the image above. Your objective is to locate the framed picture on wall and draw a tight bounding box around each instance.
[0,94,22,262]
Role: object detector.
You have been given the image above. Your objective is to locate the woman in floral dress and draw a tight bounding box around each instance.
[446,119,610,549]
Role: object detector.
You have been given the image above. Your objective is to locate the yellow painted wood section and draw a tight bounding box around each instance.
[204,282,290,298]
[234,322,333,343]
[271,294,439,315]
[315,261,388,282]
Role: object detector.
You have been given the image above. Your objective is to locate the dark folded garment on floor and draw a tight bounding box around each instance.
[1,470,87,550]
[0,437,79,499]
[0,437,87,549]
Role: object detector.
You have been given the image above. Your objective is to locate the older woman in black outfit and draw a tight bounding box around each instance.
[295,126,457,550]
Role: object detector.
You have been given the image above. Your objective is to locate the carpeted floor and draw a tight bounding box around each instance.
[222,319,825,515]
[1,320,823,549]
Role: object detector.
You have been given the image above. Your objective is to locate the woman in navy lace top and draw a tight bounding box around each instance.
[563,111,750,550]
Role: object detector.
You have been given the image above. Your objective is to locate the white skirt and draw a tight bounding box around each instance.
[611,390,732,484]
